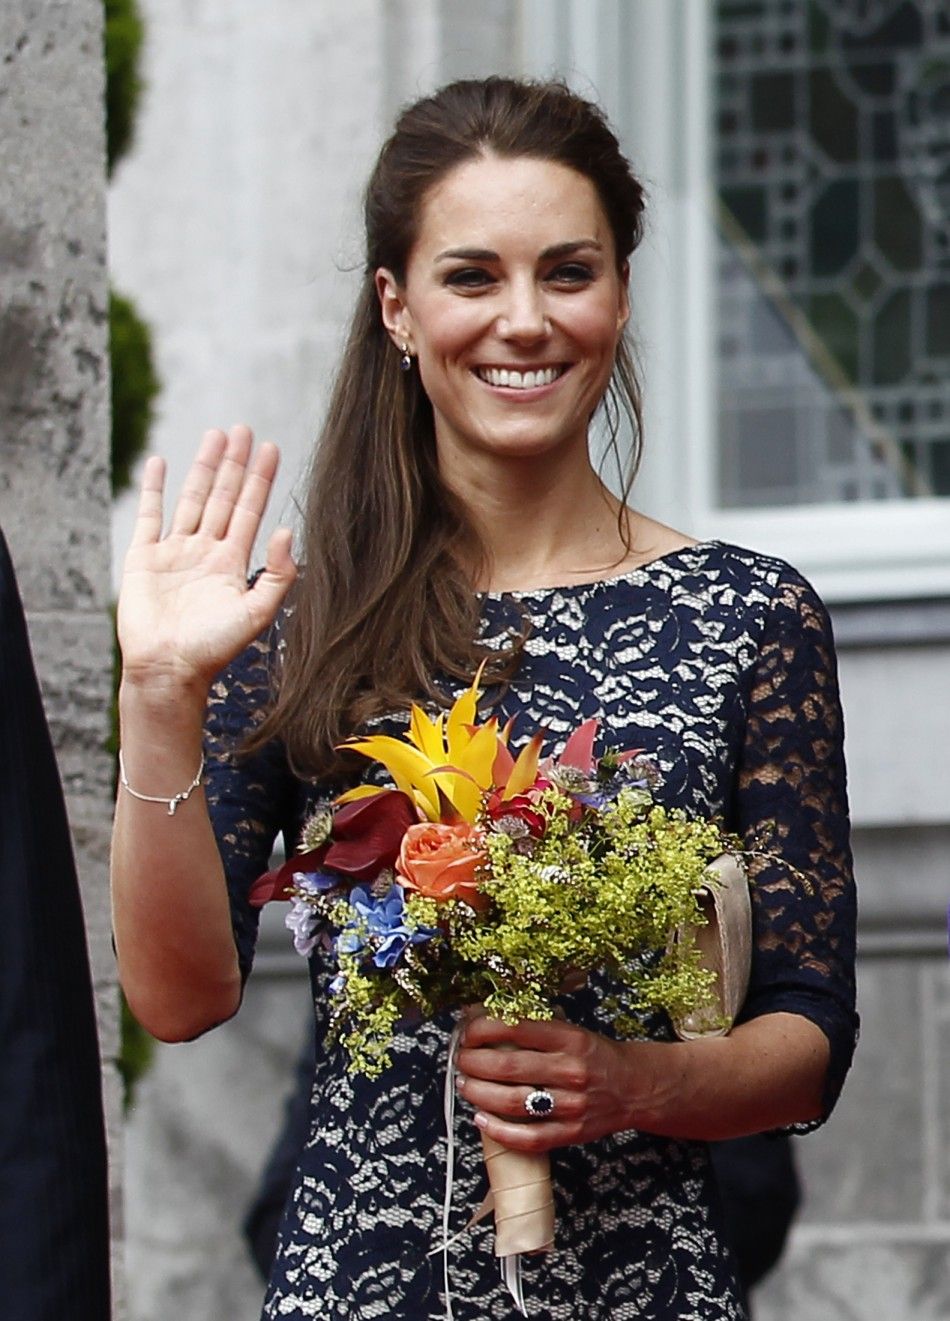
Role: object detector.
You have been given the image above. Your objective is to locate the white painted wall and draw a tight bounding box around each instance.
[108,0,388,587]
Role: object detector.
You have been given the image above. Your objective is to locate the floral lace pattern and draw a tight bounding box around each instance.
[204,541,857,1320]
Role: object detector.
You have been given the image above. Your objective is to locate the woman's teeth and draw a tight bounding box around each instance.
[477,366,564,389]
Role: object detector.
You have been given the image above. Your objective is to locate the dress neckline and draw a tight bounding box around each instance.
[479,540,722,601]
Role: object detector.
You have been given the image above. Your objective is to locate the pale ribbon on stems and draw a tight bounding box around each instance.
[432,1016,555,1318]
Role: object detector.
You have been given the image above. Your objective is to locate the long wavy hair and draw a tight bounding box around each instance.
[251,77,647,779]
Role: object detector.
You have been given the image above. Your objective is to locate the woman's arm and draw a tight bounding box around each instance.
[456,1010,827,1152]
[112,676,240,1041]
[731,569,858,1122]
[111,426,296,1041]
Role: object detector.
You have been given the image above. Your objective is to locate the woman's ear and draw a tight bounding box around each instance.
[617,261,630,332]
[375,267,412,349]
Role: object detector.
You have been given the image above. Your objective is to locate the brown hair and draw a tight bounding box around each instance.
[252,77,647,779]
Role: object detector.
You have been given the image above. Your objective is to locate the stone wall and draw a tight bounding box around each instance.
[0,0,120,1307]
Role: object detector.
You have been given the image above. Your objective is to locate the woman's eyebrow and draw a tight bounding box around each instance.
[433,239,603,264]
[540,239,602,260]
[434,246,498,263]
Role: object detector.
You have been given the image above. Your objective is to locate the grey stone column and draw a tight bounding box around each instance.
[0,0,120,1312]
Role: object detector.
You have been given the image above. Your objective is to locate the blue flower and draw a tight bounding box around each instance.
[294,868,344,892]
[286,871,341,957]
[573,790,608,810]
[336,882,438,969]
[285,895,322,957]
[336,927,365,957]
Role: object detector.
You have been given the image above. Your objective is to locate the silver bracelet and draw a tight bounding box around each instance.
[118,750,206,816]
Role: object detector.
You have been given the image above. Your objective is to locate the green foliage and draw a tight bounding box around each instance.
[104,0,144,175]
[104,3,158,500]
[118,990,156,1111]
[110,289,160,497]
[330,965,403,1080]
[455,793,721,1027]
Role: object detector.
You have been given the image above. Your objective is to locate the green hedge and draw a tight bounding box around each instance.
[110,290,160,498]
[104,0,144,176]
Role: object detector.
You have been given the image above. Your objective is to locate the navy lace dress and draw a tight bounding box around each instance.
[204,542,857,1321]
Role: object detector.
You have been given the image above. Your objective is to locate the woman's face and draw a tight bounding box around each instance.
[376,153,629,473]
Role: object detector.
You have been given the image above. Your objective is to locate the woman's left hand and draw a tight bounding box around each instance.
[456,1012,646,1153]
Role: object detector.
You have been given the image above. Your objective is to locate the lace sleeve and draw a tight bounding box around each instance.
[733,567,858,1125]
[203,629,297,987]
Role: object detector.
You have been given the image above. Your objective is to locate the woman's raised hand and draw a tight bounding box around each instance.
[117,425,297,693]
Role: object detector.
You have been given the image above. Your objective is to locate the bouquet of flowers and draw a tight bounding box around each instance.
[250,668,752,1303]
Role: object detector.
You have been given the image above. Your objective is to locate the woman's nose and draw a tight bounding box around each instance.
[497,279,550,342]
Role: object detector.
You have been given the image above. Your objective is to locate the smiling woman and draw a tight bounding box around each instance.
[111,77,857,1321]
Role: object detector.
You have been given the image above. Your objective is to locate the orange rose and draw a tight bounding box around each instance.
[396,822,487,910]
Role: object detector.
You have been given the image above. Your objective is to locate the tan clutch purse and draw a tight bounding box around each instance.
[671,853,752,1040]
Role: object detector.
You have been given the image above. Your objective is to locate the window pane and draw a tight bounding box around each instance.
[714,0,950,507]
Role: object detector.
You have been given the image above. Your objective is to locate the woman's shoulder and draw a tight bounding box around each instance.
[642,535,819,602]
[682,542,839,669]
[587,516,818,599]
[480,539,822,619]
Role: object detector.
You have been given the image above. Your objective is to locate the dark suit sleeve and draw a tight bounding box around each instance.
[0,529,111,1320]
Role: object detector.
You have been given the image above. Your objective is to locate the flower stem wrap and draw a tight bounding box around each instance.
[474,1031,555,1280]
[438,1024,553,1318]
[480,1132,555,1257]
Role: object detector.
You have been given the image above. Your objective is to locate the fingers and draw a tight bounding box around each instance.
[462,1014,572,1054]
[458,1041,549,1087]
[455,1041,585,1152]
[470,1110,574,1153]
[198,425,254,539]
[458,1017,594,1103]
[456,1074,580,1125]
[225,440,283,559]
[459,1066,583,1152]
[130,455,166,547]
[263,525,296,577]
[245,528,298,634]
[168,429,229,535]
[166,425,281,555]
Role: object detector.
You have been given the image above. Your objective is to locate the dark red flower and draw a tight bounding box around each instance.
[248,846,327,907]
[249,790,417,907]
[323,790,417,880]
[485,788,547,837]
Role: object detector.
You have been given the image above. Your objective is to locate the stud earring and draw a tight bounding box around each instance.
[399,342,412,372]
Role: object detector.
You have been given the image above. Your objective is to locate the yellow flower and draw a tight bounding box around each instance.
[337,665,544,823]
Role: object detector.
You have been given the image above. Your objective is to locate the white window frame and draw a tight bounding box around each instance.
[516,0,950,603]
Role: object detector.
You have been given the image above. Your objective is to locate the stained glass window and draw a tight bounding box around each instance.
[714,0,950,507]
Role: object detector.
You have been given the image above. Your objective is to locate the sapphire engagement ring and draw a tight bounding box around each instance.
[524,1087,556,1119]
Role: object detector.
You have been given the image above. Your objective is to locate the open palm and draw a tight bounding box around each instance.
[117,426,297,690]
